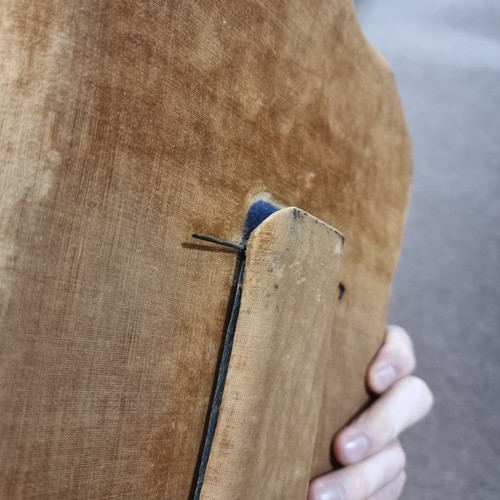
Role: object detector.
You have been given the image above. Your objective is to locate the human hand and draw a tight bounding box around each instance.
[308,325,433,500]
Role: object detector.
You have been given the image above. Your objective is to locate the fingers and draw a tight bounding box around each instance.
[309,325,428,499]
[308,441,405,500]
[367,325,416,393]
[334,376,433,465]
[369,470,407,500]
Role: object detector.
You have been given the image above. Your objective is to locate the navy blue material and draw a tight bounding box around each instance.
[242,200,279,241]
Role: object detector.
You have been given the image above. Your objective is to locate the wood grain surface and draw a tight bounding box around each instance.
[201,207,344,499]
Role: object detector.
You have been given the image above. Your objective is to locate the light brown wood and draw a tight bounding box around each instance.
[201,207,344,499]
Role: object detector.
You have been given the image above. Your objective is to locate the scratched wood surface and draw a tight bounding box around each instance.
[200,207,344,499]
[0,1,411,497]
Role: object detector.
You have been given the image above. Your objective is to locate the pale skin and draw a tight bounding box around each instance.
[308,325,434,500]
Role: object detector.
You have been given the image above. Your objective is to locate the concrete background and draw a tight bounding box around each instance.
[356,1,500,499]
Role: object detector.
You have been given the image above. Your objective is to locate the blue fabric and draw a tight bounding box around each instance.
[242,200,279,241]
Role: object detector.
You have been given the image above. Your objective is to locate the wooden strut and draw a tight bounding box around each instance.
[191,232,247,499]
[197,207,344,499]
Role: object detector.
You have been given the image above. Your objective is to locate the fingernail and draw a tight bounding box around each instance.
[374,364,396,390]
[343,433,370,463]
[311,482,345,500]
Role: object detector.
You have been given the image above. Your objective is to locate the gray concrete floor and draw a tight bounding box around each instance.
[356,1,500,499]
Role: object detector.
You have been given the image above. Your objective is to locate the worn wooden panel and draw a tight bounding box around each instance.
[200,208,344,499]
[0,0,411,497]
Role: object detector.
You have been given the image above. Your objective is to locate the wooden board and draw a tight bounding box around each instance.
[200,207,344,499]
[0,1,412,497]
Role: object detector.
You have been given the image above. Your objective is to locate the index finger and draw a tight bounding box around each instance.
[334,376,433,465]
[367,325,416,393]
